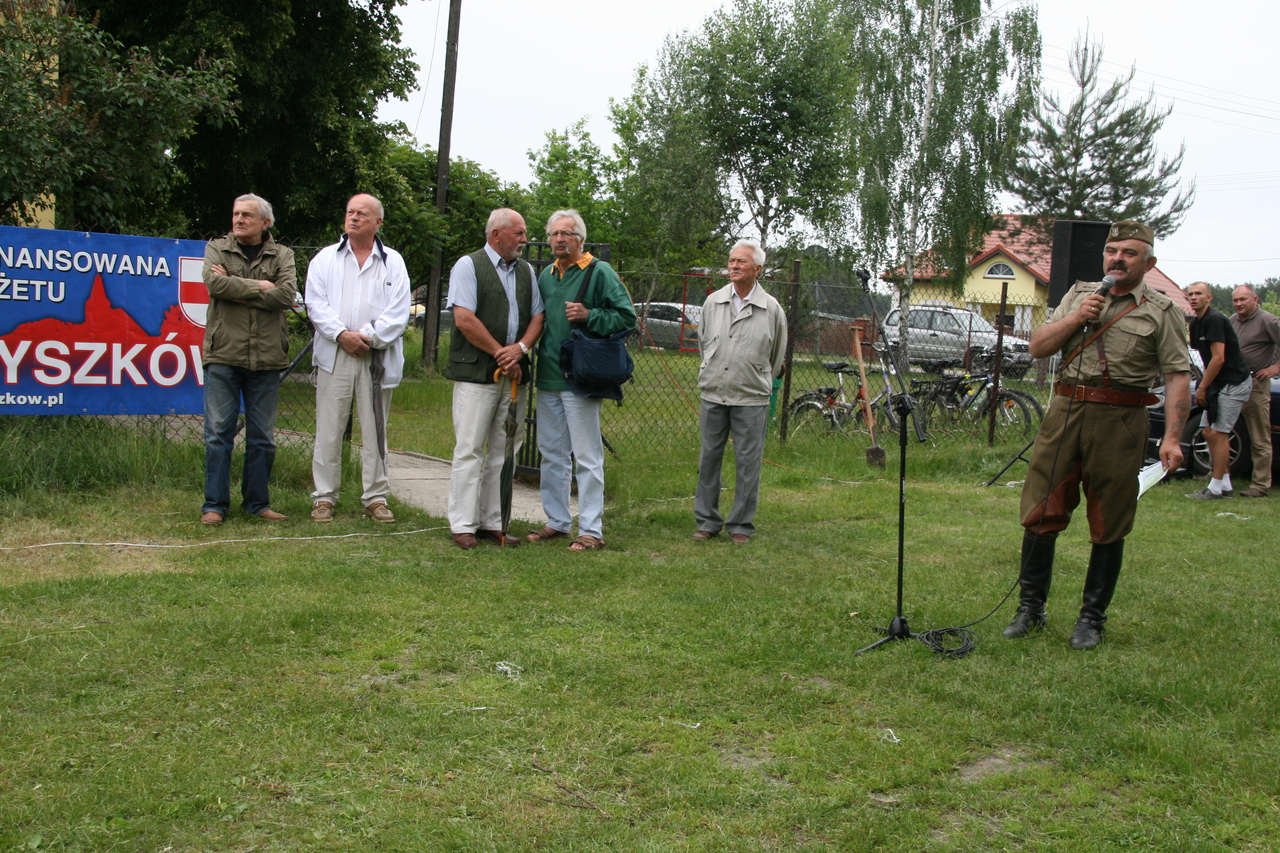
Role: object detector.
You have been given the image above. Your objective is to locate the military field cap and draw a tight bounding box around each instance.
[1108,220,1155,245]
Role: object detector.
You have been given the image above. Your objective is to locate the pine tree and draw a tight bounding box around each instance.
[1005,36,1196,242]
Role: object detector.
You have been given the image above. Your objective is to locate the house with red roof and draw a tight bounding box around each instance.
[905,215,1192,337]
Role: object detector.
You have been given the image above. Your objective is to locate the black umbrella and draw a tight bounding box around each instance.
[495,367,520,543]
[369,348,387,463]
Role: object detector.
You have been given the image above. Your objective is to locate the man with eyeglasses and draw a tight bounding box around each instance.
[526,209,636,551]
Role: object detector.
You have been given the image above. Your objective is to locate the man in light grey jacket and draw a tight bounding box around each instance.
[692,239,788,543]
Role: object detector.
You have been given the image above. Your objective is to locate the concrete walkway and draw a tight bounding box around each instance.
[384,449,570,526]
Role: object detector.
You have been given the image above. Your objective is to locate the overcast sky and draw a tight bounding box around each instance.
[378,0,1279,288]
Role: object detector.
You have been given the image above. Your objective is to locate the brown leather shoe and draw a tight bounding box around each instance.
[1239,487,1269,498]
[310,502,334,522]
[364,501,395,523]
[452,532,478,550]
[200,511,224,525]
[692,529,719,541]
[255,509,289,522]
[730,533,751,544]
[478,529,520,547]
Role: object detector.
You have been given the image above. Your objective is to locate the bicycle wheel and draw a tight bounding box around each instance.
[919,389,958,433]
[979,389,1035,438]
[1005,388,1045,420]
[787,397,838,438]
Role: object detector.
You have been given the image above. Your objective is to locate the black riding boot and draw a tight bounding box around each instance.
[1003,532,1055,638]
[1070,539,1125,650]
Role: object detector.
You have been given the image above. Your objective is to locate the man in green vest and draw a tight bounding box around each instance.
[444,209,545,549]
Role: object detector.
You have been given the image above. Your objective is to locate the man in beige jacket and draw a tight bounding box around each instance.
[692,239,787,544]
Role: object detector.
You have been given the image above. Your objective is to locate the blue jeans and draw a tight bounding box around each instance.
[536,390,605,540]
[203,363,282,516]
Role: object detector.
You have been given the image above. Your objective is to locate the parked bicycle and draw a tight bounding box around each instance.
[910,366,1043,439]
[788,359,927,441]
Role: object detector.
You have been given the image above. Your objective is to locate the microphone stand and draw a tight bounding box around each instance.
[855,392,919,654]
[984,276,1114,487]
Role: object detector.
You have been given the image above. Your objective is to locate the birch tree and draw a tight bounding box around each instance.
[845,0,1039,351]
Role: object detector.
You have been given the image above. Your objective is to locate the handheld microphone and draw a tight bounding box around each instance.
[1084,275,1117,335]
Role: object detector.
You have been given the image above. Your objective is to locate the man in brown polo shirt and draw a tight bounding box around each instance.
[1228,285,1280,497]
[1004,221,1191,650]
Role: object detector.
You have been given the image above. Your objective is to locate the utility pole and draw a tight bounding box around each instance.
[421,0,462,370]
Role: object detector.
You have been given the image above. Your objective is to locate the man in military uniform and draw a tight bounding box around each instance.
[1004,221,1191,650]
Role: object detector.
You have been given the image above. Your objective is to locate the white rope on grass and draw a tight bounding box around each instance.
[0,525,450,552]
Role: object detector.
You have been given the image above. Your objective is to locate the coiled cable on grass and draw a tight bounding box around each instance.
[914,627,977,659]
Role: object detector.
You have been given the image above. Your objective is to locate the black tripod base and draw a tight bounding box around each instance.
[855,615,913,655]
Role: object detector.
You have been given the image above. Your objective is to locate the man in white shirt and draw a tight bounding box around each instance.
[304,194,411,523]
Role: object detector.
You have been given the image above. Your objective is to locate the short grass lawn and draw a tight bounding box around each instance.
[1,413,1277,852]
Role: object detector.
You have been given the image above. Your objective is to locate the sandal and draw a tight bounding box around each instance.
[568,535,605,552]
[525,526,568,543]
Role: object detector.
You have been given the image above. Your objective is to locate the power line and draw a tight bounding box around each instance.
[411,0,447,142]
[1043,42,1280,111]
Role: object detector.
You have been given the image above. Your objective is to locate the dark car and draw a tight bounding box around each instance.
[1147,375,1280,477]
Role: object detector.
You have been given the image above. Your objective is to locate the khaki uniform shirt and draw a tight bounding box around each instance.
[1056,279,1189,391]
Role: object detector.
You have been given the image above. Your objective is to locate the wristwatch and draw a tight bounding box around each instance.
[518,341,529,355]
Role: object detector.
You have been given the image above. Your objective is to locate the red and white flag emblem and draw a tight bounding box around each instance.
[178,257,208,328]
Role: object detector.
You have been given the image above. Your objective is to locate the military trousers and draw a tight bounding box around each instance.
[1019,396,1148,545]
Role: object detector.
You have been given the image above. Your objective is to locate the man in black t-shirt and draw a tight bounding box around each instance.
[1185,281,1252,499]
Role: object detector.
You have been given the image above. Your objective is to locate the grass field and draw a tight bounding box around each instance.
[1,382,1277,852]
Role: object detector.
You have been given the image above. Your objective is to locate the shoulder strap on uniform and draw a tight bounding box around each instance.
[1059,297,1145,374]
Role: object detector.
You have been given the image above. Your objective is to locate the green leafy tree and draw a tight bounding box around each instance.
[379,142,530,294]
[601,0,857,266]
[844,0,1039,351]
[525,120,618,246]
[76,0,417,242]
[0,0,233,233]
[682,0,859,251]
[1005,35,1196,243]
[607,63,736,272]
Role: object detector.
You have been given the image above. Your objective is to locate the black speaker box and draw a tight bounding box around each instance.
[1048,220,1110,308]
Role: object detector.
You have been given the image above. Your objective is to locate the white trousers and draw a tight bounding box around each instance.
[312,349,393,507]
[448,377,526,533]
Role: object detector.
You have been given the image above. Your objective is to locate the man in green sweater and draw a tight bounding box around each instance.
[525,209,636,551]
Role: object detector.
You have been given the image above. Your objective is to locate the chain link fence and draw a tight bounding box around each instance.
[2,236,1068,495]
[550,272,1064,460]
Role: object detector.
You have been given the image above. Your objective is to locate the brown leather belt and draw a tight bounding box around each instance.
[1055,382,1158,407]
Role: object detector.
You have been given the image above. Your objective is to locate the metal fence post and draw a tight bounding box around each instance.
[986,281,1009,446]
[778,259,802,441]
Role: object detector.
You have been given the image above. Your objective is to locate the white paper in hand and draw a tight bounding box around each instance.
[1137,460,1169,499]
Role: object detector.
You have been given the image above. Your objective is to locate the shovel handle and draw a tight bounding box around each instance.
[853,329,876,431]
[494,367,519,401]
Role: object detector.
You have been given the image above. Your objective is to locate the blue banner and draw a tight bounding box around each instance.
[0,225,209,415]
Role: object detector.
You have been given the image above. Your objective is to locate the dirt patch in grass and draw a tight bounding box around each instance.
[956,747,1047,781]
[0,539,189,586]
[718,745,793,788]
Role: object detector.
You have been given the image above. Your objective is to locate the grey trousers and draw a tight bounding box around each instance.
[694,399,768,537]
